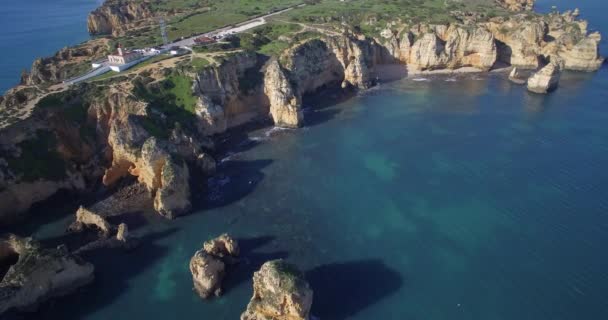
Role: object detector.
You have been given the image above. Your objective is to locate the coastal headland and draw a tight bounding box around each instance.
[0,0,605,316]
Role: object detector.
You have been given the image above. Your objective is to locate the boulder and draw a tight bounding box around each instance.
[241,260,313,320]
[203,233,240,259]
[527,59,564,94]
[0,235,94,315]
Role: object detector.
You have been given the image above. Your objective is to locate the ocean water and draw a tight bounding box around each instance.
[0,0,100,94]
[7,0,608,319]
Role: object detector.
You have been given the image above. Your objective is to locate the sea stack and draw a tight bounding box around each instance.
[190,234,239,299]
[241,260,313,320]
[527,59,564,94]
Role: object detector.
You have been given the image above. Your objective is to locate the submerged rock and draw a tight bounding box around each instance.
[241,260,313,320]
[527,59,564,94]
[190,234,240,299]
[0,235,94,315]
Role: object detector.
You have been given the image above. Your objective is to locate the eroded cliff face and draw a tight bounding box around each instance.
[486,10,604,70]
[264,34,387,127]
[387,24,497,71]
[87,0,154,36]
[193,52,269,135]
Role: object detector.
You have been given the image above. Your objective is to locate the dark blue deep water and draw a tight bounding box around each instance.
[0,0,99,93]
[7,0,608,319]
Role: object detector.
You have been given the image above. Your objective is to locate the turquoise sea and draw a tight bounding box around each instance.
[0,0,100,93]
[5,0,608,319]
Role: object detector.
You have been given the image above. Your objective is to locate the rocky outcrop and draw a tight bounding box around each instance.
[241,260,313,320]
[264,60,302,127]
[87,0,154,36]
[0,235,94,315]
[68,206,113,237]
[486,17,546,68]
[264,34,385,127]
[190,234,239,299]
[190,250,225,298]
[509,67,527,84]
[527,58,563,93]
[21,39,109,86]
[558,32,604,71]
[498,0,535,11]
[203,233,240,258]
[486,12,603,71]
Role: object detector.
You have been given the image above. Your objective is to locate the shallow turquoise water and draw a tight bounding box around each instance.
[8,0,608,319]
[0,0,99,93]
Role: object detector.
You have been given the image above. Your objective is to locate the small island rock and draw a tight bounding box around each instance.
[189,250,226,299]
[241,260,313,320]
[527,59,564,94]
[190,234,240,299]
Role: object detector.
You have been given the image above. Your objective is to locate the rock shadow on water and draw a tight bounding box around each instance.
[18,228,179,320]
[222,236,289,292]
[198,159,273,211]
[306,259,403,320]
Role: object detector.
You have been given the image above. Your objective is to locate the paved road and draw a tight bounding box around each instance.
[166,4,304,49]
[68,4,305,84]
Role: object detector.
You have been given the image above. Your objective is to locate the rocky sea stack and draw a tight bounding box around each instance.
[190,234,240,299]
[241,260,313,320]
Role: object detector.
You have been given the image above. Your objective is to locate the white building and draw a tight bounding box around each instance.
[108,45,143,65]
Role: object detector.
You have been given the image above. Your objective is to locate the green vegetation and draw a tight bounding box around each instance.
[191,57,211,71]
[5,130,67,182]
[132,73,198,138]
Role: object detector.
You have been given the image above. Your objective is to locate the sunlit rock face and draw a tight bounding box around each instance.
[241,260,313,320]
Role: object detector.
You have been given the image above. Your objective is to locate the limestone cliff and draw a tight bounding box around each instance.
[87,0,154,36]
[241,260,313,320]
[0,235,94,315]
[486,11,604,70]
[193,52,269,135]
[397,24,497,71]
[264,33,386,127]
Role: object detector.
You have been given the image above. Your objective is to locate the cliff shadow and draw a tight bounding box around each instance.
[306,259,403,320]
[0,189,83,237]
[194,159,273,211]
[222,235,289,292]
[23,228,178,320]
[301,84,355,127]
